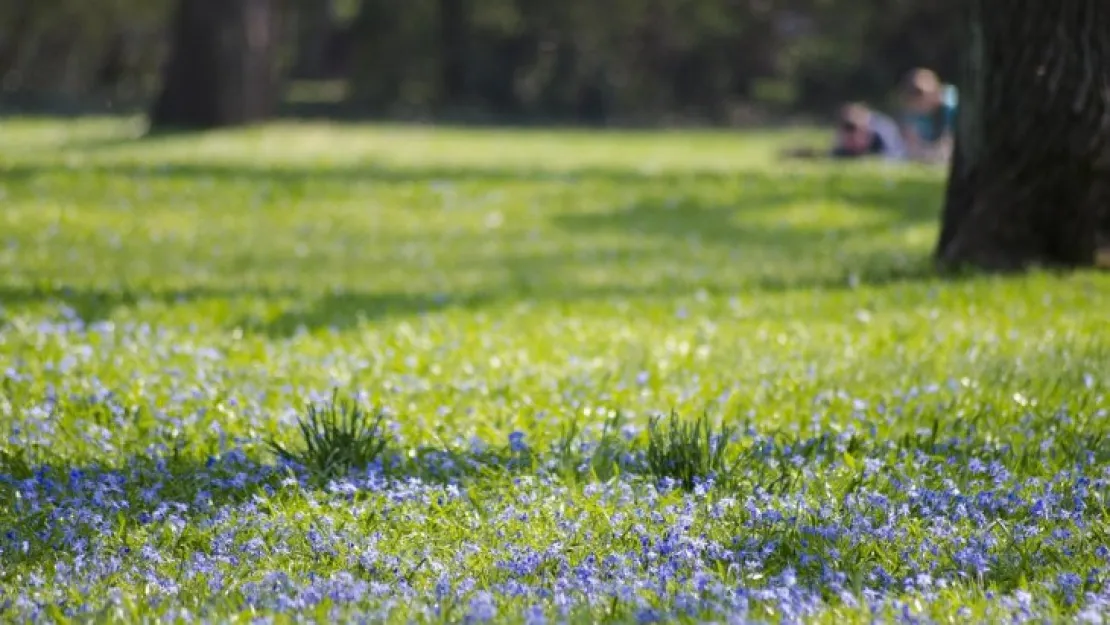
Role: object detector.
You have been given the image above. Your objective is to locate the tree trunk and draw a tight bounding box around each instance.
[936,1,1110,272]
[439,0,469,107]
[291,0,332,78]
[0,0,35,85]
[150,0,285,131]
[346,0,402,114]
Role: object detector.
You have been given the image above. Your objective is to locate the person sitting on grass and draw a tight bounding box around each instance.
[899,67,958,163]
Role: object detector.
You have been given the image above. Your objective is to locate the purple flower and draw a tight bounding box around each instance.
[523,604,547,625]
[509,432,528,453]
[466,591,497,623]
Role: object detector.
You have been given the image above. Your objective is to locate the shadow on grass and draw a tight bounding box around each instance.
[0,258,955,339]
[248,290,498,336]
[548,165,944,243]
[0,437,565,575]
[0,158,941,196]
[0,283,296,323]
[0,158,963,335]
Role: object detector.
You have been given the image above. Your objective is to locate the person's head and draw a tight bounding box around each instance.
[901,68,943,113]
[836,102,873,153]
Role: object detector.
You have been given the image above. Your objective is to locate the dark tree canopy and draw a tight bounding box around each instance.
[0,0,966,124]
[937,1,1110,271]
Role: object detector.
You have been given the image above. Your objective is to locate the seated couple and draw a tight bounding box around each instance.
[796,68,958,164]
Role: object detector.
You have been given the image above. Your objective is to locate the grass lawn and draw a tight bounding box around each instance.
[1,116,1109,623]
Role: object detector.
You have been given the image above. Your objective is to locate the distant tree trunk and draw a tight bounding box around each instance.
[347,0,402,114]
[95,34,126,91]
[0,0,35,84]
[439,0,469,106]
[150,0,285,130]
[292,0,332,78]
[937,1,1110,271]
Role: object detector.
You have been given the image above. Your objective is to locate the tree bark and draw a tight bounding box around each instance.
[936,1,1110,272]
[150,0,285,131]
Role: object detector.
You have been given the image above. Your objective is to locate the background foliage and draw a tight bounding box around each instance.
[0,0,961,124]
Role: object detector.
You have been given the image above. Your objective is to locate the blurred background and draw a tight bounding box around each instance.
[0,0,958,128]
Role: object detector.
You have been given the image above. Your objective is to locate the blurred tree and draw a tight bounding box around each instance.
[439,0,471,107]
[0,0,164,108]
[291,0,334,78]
[936,2,1110,271]
[150,0,286,129]
[0,0,34,84]
[348,0,438,116]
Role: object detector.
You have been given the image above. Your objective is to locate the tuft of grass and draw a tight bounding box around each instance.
[267,390,391,480]
[645,411,736,490]
[551,411,630,482]
[0,445,35,480]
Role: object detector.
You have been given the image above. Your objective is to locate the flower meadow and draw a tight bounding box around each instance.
[2,119,1110,623]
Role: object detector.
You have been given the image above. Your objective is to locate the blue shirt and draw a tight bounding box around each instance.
[904,85,958,143]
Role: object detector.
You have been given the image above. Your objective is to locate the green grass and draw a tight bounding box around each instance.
[0,116,1108,623]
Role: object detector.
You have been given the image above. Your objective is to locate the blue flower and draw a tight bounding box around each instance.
[523,604,547,625]
[1057,572,1083,604]
[509,431,528,453]
[466,591,497,623]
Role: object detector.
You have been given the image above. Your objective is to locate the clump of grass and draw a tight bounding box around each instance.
[645,411,736,490]
[267,391,391,480]
[551,411,630,482]
[0,445,35,480]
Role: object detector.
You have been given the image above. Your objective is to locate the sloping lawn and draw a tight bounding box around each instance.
[1,117,1108,623]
